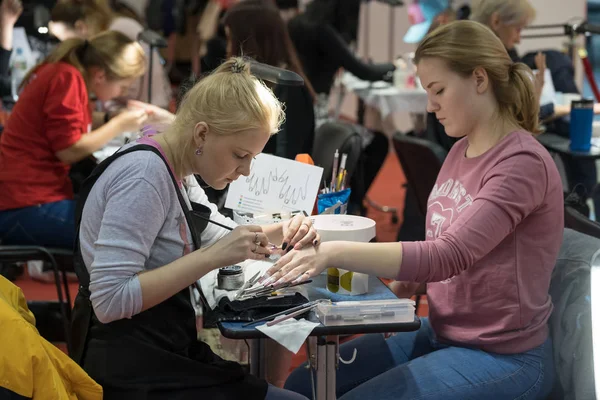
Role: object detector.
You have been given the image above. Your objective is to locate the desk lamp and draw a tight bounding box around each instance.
[137,30,168,105]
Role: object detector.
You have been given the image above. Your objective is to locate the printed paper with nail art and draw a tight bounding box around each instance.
[225,153,323,215]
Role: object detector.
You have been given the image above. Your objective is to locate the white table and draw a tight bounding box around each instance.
[92,132,138,162]
[340,73,429,119]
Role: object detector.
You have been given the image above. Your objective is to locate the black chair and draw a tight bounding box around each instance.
[311,120,363,195]
[564,205,600,240]
[0,246,72,353]
[392,132,447,241]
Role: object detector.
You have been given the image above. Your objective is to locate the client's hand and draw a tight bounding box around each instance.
[112,109,148,132]
[280,214,320,253]
[207,225,272,266]
[263,244,330,287]
[127,100,176,125]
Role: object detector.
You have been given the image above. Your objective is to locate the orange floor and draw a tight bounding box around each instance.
[13,148,429,370]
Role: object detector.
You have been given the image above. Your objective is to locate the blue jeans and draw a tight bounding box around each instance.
[285,319,554,400]
[266,384,309,400]
[0,200,76,249]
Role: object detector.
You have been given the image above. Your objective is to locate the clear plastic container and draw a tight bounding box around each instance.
[316,299,415,326]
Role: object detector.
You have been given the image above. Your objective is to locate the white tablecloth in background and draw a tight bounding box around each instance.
[341,72,429,119]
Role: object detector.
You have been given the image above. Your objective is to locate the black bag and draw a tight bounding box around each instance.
[203,292,309,327]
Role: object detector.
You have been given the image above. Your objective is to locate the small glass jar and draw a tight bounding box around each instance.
[217,265,245,291]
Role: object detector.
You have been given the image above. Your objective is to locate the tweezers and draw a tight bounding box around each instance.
[234,270,263,300]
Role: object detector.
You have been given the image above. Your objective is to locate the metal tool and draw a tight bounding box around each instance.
[237,280,313,301]
[234,270,263,300]
[266,300,329,327]
[241,299,327,327]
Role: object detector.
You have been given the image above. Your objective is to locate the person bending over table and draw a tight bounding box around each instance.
[74,57,317,400]
[0,31,147,250]
[49,0,172,109]
[265,21,563,400]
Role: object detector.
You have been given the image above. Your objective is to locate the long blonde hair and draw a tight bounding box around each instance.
[415,20,539,133]
[470,0,536,27]
[166,57,285,177]
[21,30,145,90]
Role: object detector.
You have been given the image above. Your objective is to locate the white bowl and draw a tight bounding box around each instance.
[311,214,376,243]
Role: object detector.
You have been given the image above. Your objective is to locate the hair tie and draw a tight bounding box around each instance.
[231,59,246,74]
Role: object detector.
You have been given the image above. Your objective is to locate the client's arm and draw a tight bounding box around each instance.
[266,152,549,285]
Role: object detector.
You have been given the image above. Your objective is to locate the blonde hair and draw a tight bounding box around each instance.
[415,20,539,134]
[470,0,536,27]
[21,30,146,90]
[167,57,285,177]
[51,0,114,35]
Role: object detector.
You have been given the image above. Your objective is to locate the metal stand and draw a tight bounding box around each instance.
[521,21,600,67]
[137,30,169,105]
[521,23,579,62]
[305,336,340,400]
[250,339,267,379]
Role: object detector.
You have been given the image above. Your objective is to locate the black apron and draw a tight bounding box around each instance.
[70,144,268,400]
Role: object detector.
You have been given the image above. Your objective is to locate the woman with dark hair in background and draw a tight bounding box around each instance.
[287,0,395,214]
[288,0,393,97]
[224,0,316,160]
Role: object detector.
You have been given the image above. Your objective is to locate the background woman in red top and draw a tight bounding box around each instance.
[0,30,147,249]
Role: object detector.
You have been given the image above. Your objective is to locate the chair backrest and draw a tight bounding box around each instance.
[311,121,363,187]
[0,246,73,353]
[392,133,447,216]
[564,205,600,240]
[548,228,599,400]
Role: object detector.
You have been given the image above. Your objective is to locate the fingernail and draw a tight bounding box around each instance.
[262,276,274,286]
[282,242,288,251]
[265,254,270,258]
[313,240,319,246]
[274,278,286,286]
[286,247,292,253]
[295,244,302,250]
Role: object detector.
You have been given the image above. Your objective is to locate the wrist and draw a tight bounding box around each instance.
[107,117,123,132]
[200,245,230,271]
[319,241,337,267]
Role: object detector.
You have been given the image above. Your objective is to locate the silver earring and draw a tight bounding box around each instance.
[195,147,203,156]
